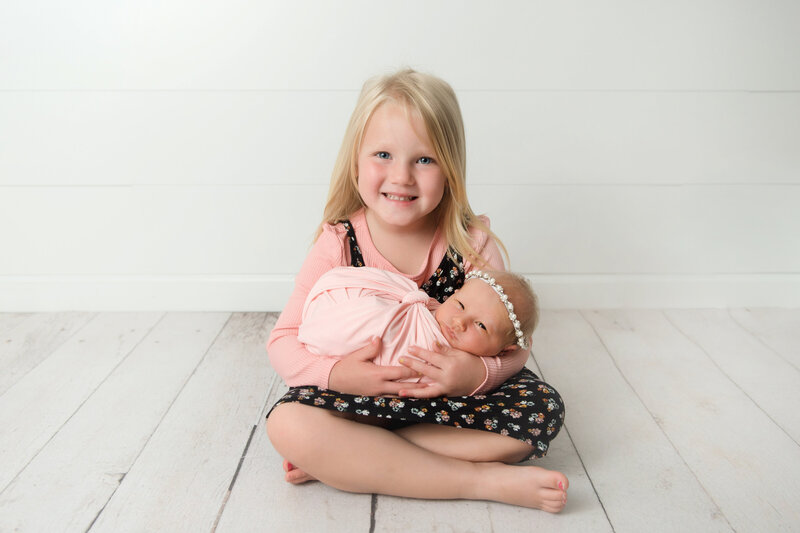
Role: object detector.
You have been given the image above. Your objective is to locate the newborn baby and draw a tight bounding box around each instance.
[298,266,539,384]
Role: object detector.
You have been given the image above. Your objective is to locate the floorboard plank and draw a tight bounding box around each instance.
[534,311,730,532]
[0,312,230,532]
[729,308,800,370]
[0,312,163,492]
[666,309,800,444]
[89,312,273,533]
[0,311,95,395]
[375,497,493,532]
[582,310,800,532]
[216,379,374,533]
[0,313,34,336]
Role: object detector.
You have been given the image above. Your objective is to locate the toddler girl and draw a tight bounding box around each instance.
[299,267,539,382]
[266,69,568,512]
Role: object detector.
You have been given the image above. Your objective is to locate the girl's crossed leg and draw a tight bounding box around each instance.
[267,402,568,512]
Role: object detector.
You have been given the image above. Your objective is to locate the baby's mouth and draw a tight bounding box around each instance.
[382,193,418,201]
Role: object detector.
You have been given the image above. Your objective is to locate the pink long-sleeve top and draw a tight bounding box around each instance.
[299,266,447,385]
[266,208,524,394]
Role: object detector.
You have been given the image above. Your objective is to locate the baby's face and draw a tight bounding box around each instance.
[434,278,513,356]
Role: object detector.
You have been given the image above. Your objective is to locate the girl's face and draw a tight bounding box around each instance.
[434,279,515,356]
[357,101,446,234]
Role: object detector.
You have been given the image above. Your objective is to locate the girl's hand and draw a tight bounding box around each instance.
[327,337,419,396]
[396,343,486,398]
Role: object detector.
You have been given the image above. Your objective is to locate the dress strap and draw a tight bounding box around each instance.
[341,220,365,267]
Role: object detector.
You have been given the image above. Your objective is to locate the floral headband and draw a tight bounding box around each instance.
[465,270,529,349]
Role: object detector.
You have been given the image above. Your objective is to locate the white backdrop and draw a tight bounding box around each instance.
[1,1,799,310]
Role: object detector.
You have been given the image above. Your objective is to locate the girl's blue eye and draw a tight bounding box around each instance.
[418,156,433,164]
[377,152,390,159]
[476,322,487,331]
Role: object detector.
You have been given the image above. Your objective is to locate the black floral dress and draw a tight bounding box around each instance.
[268,220,565,459]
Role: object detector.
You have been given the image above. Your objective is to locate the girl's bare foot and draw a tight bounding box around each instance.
[479,463,568,513]
[282,459,318,484]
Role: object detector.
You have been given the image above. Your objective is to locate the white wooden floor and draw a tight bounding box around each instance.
[1,310,799,533]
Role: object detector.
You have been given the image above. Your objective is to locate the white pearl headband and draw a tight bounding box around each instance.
[464,270,529,350]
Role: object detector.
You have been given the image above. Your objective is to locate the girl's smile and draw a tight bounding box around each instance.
[382,193,418,201]
[357,101,446,233]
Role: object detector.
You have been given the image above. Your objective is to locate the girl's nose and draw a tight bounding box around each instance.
[390,163,414,184]
[452,315,465,331]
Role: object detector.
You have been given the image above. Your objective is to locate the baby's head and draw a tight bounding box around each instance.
[434,270,539,357]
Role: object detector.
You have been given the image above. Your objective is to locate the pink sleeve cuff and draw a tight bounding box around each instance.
[471,355,502,395]
[471,345,529,395]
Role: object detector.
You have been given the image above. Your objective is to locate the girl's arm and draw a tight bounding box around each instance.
[266,227,347,387]
[398,342,528,395]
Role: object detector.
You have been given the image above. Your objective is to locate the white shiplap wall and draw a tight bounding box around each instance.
[1,1,799,310]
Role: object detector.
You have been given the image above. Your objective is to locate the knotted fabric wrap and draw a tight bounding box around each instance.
[298,266,449,384]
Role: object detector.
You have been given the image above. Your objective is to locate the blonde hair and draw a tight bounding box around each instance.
[315,68,507,268]
[487,271,540,345]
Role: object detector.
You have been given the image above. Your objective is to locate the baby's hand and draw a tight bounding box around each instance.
[397,343,486,398]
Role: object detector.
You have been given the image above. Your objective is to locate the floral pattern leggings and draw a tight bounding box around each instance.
[268,220,565,460]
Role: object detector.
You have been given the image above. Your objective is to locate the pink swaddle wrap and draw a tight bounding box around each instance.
[298,266,449,384]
